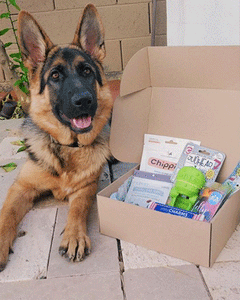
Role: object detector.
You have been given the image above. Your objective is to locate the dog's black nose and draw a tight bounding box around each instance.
[71,90,93,109]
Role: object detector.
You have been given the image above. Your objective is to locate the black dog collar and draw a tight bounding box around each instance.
[50,136,83,148]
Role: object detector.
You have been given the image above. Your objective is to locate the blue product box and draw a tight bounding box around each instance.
[148,201,203,220]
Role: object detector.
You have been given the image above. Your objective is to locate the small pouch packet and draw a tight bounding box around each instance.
[125,170,173,208]
[171,143,225,186]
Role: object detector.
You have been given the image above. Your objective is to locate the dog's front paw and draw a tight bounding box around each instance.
[0,236,14,272]
[59,230,91,262]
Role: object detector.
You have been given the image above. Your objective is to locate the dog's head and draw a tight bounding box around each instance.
[18,5,112,144]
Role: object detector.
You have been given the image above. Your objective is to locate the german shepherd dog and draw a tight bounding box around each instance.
[0,4,113,271]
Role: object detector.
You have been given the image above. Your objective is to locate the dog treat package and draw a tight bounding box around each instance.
[171,143,226,186]
[140,134,201,176]
[124,170,173,208]
[223,160,240,196]
[191,183,232,222]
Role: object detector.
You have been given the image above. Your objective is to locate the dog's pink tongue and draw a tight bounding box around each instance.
[71,116,91,129]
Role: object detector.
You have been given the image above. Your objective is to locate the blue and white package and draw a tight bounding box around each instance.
[125,170,173,208]
[110,176,133,201]
[223,161,240,196]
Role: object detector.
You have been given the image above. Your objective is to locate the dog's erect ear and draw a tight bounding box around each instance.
[18,11,54,70]
[72,4,106,62]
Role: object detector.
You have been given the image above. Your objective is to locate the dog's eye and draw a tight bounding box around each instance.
[51,71,60,80]
[83,67,92,76]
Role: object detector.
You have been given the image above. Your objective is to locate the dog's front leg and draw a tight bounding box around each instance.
[0,179,41,271]
[0,161,57,271]
[59,181,98,262]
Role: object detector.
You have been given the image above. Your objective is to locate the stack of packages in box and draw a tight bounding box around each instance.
[111,134,240,222]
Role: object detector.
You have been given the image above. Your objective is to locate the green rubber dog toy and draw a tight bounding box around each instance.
[169,166,206,211]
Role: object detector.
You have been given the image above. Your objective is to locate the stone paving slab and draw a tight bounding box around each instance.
[200,262,240,300]
[216,224,240,263]
[0,159,26,205]
[0,272,123,300]
[0,207,57,283]
[47,205,120,279]
[0,137,27,164]
[121,241,191,270]
[123,265,211,300]
[0,119,23,141]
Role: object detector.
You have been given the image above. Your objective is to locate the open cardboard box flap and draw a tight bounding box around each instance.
[120,46,240,96]
[99,46,240,267]
[110,46,240,182]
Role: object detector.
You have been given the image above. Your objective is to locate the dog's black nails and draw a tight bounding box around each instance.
[58,247,67,256]
[0,263,7,272]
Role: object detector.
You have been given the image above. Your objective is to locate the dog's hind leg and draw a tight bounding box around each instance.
[0,161,56,271]
[58,179,98,262]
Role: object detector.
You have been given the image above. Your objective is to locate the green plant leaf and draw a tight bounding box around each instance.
[13,58,21,63]
[10,52,21,59]
[11,140,25,146]
[0,28,10,36]
[9,0,20,11]
[11,64,20,70]
[1,162,17,172]
[21,66,28,74]
[14,79,22,86]
[17,145,27,152]
[0,12,10,19]
[18,84,29,94]
[21,74,28,81]
[4,42,13,48]
[14,80,29,94]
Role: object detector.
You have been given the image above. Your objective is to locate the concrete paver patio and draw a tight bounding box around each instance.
[0,119,239,299]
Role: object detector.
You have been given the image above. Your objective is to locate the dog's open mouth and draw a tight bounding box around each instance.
[58,110,93,133]
[70,115,92,129]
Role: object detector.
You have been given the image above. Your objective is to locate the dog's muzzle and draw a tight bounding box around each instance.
[54,88,97,133]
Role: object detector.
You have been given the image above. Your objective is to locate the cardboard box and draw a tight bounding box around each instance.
[97,46,240,267]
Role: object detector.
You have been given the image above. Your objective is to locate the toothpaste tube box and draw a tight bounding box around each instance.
[148,201,204,220]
